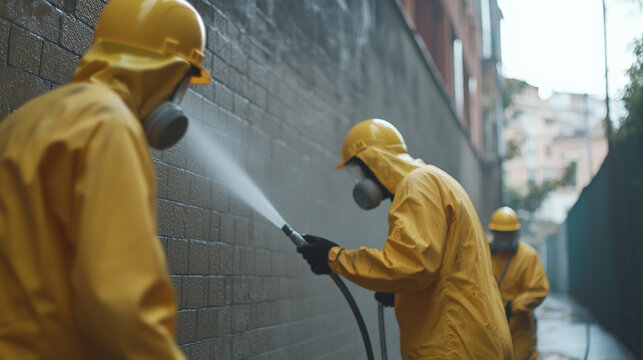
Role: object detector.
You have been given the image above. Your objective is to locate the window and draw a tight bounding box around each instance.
[543,169,555,182]
[528,168,537,183]
[567,157,578,188]
[527,136,536,158]
[545,139,552,157]
[481,0,491,59]
[468,76,477,128]
[453,38,464,120]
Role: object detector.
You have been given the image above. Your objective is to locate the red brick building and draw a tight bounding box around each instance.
[401,0,485,152]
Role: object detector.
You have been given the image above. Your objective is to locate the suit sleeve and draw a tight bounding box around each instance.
[512,251,550,313]
[328,174,447,293]
[70,113,185,360]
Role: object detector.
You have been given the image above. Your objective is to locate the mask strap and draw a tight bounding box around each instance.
[497,252,514,287]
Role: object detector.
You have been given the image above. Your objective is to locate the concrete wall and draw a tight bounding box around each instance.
[0,0,500,358]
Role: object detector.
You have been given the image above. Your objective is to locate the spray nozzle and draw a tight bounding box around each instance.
[281,224,307,247]
[282,224,375,359]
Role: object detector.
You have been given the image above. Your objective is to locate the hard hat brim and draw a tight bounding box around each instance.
[190,65,211,84]
[488,224,521,231]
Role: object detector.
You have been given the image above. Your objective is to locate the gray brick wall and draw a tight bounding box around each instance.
[1,0,501,359]
[0,0,97,114]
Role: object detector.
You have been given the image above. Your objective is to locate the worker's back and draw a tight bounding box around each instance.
[393,165,513,358]
[0,83,184,359]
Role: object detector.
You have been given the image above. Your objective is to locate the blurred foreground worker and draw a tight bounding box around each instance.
[298,119,513,359]
[0,0,211,358]
[488,207,550,360]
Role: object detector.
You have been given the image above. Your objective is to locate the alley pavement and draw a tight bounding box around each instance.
[536,294,636,360]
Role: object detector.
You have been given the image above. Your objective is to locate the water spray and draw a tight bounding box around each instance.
[281,224,374,360]
[186,122,375,359]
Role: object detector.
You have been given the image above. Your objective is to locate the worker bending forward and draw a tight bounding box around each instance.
[489,207,550,360]
[298,119,514,359]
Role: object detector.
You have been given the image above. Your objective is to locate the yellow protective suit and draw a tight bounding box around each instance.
[492,242,550,360]
[328,147,513,359]
[0,41,190,359]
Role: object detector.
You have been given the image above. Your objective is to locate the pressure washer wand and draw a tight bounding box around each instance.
[281,224,374,360]
[281,223,307,247]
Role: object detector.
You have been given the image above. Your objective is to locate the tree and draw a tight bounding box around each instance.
[502,78,528,111]
[614,35,643,141]
[504,137,522,161]
[503,78,528,123]
[505,161,577,215]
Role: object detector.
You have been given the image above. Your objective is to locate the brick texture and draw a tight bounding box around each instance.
[40,42,79,84]
[0,64,49,109]
[8,26,42,74]
[60,14,93,55]
[0,0,60,43]
[75,0,105,27]
[0,0,500,359]
[0,23,7,66]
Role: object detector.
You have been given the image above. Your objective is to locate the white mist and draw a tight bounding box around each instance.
[185,120,286,229]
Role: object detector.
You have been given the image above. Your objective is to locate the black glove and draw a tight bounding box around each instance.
[505,300,513,320]
[297,234,340,275]
[375,292,395,307]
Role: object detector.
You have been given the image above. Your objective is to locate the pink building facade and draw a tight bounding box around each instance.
[503,83,608,223]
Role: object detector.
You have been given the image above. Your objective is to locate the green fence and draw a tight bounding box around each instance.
[566,132,643,358]
[544,222,568,294]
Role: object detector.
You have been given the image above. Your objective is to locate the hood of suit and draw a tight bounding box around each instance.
[73,40,191,120]
[354,146,426,195]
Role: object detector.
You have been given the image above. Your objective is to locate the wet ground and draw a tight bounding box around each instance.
[536,294,636,360]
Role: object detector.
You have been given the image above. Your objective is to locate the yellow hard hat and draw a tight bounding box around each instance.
[489,207,521,231]
[337,119,408,169]
[92,0,211,84]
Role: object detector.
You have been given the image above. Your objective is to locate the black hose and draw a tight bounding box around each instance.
[581,307,591,360]
[329,273,375,360]
[378,302,388,360]
[282,224,374,360]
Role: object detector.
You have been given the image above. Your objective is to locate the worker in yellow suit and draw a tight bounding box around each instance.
[0,0,211,358]
[488,207,550,360]
[298,119,513,359]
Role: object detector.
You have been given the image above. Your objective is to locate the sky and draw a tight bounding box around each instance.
[497,0,642,108]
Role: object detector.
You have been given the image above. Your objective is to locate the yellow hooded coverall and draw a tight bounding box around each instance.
[329,147,513,359]
[492,242,550,360]
[0,41,191,358]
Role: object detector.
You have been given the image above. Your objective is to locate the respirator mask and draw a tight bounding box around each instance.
[142,74,192,150]
[346,160,384,210]
[489,231,519,254]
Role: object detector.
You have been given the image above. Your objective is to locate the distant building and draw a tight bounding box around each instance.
[537,118,608,223]
[503,82,608,225]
